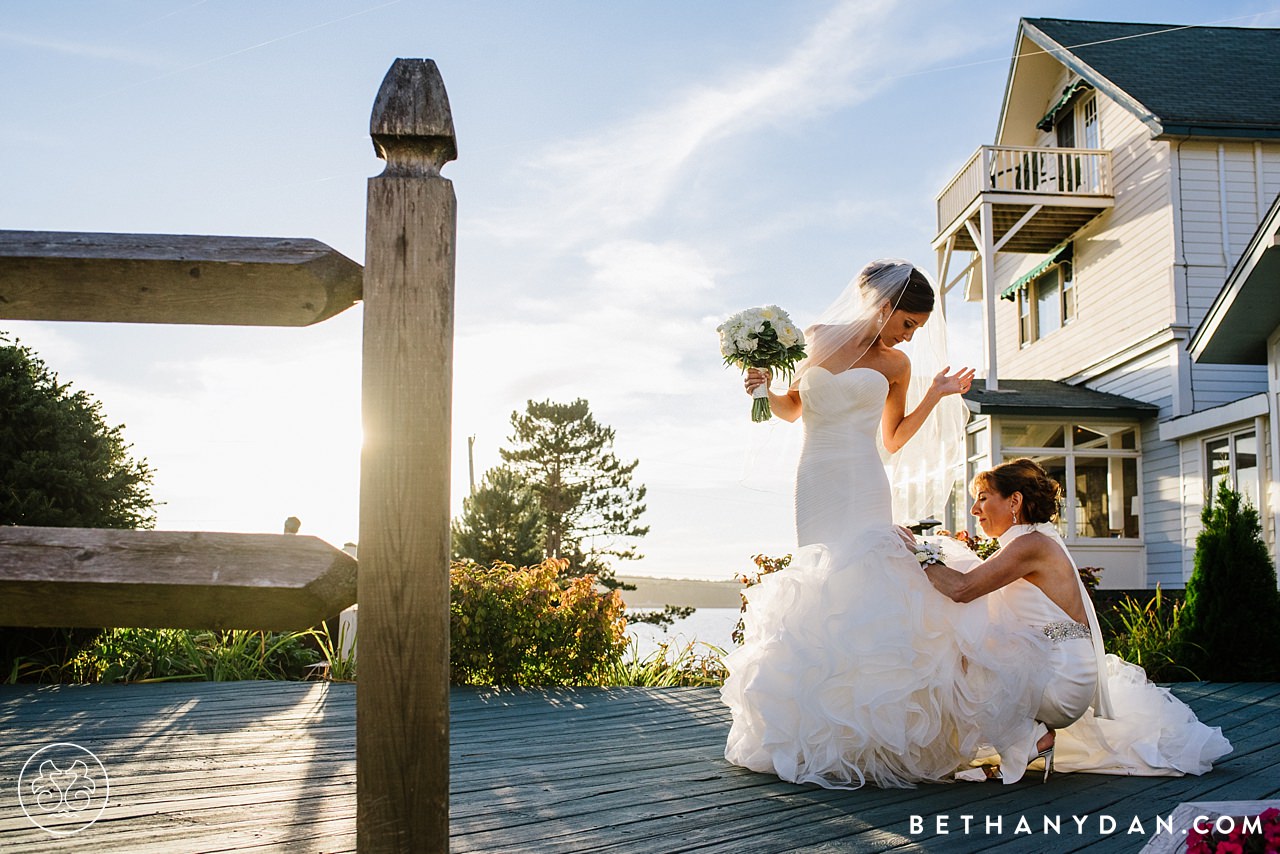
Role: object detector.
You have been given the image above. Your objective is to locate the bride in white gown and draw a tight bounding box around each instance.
[720,259,1231,788]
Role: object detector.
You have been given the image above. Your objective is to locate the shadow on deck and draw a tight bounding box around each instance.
[1,681,1277,852]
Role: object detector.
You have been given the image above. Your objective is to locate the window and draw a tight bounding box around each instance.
[999,420,1141,540]
[1017,261,1074,346]
[1081,94,1100,149]
[1206,429,1260,509]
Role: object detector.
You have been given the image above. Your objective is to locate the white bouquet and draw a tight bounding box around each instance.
[717,305,806,422]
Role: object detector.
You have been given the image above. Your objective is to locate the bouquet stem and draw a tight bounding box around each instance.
[751,382,772,422]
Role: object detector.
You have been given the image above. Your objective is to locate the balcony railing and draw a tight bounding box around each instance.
[936,145,1113,237]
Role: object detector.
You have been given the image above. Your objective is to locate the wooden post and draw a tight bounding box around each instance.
[979,201,999,391]
[358,58,456,853]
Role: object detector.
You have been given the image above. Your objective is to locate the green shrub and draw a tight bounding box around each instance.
[450,558,627,686]
[1182,481,1280,680]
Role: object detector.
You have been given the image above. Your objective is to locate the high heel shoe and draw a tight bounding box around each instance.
[1030,722,1056,783]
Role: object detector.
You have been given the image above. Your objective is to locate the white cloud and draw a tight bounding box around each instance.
[485,0,925,249]
[0,30,170,68]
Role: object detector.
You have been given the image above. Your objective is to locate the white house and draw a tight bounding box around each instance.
[1178,193,1280,569]
[933,17,1280,588]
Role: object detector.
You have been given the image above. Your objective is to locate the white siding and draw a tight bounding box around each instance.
[1176,141,1280,324]
[1191,362,1268,410]
[996,93,1174,382]
[1090,343,1180,587]
[1175,142,1278,412]
[1176,433,1207,582]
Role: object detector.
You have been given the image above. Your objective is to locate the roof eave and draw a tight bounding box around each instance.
[1017,19,1164,138]
[965,402,1158,418]
[1156,125,1280,141]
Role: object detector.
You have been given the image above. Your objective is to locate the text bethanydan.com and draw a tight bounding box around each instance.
[908,813,1262,837]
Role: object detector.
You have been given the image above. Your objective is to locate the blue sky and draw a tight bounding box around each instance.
[3,1,1279,580]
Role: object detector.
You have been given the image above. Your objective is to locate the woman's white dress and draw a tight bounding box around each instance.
[720,366,1232,788]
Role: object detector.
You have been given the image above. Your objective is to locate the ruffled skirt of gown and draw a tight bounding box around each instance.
[720,525,1053,789]
[1051,655,1232,776]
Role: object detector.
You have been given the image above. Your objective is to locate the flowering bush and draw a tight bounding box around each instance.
[717,305,806,422]
[943,529,1002,559]
[450,558,628,686]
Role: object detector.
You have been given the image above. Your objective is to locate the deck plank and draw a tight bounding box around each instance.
[0,681,1276,852]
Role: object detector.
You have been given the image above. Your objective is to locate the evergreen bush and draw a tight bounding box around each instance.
[1182,481,1280,680]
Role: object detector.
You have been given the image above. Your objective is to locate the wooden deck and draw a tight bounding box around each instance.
[1,680,1277,852]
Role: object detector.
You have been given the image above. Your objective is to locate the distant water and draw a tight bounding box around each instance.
[625,607,740,659]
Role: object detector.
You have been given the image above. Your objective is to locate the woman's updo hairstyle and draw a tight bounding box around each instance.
[857,260,935,314]
[971,457,1063,524]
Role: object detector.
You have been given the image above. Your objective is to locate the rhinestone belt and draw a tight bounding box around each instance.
[1042,621,1091,642]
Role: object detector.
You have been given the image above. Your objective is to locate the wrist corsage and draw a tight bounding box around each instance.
[914,541,945,569]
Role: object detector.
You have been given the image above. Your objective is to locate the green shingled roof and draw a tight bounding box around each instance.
[1023,17,1280,138]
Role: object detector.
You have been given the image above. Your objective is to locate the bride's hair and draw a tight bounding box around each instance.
[857,261,935,314]
[971,457,1063,523]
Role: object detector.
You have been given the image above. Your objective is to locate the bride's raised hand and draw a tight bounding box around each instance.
[744,367,772,396]
[930,366,975,397]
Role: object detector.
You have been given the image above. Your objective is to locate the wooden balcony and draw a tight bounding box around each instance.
[935,145,1114,253]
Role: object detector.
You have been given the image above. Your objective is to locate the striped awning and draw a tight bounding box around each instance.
[1000,242,1073,301]
[1037,80,1094,132]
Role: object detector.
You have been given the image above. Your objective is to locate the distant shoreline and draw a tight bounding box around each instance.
[615,575,743,609]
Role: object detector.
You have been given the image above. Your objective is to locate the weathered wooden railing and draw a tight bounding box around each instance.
[0,58,455,853]
[936,144,1113,235]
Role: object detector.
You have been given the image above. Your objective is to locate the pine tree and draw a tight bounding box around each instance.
[1182,480,1280,680]
[451,465,545,568]
[0,336,156,528]
[500,399,648,586]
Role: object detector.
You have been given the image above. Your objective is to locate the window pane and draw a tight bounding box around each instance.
[1002,423,1065,448]
[1082,97,1100,148]
[968,426,989,460]
[1004,453,1068,537]
[1206,437,1231,502]
[1036,270,1061,338]
[1019,291,1032,345]
[1055,114,1075,148]
[1074,456,1139,538]
[1235,432,1259,509]
[1061,262,1075,322]
[1074,423,1136,451]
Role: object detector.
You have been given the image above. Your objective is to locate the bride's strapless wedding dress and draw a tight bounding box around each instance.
[720,367,1231,788]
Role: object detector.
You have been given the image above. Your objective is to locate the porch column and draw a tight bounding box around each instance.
[979,201,999,390]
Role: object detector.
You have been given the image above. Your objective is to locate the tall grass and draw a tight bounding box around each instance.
[604,638,727,687]
[1105,587,1202,682]
[77,628,322,682]
[304,622,357,682]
